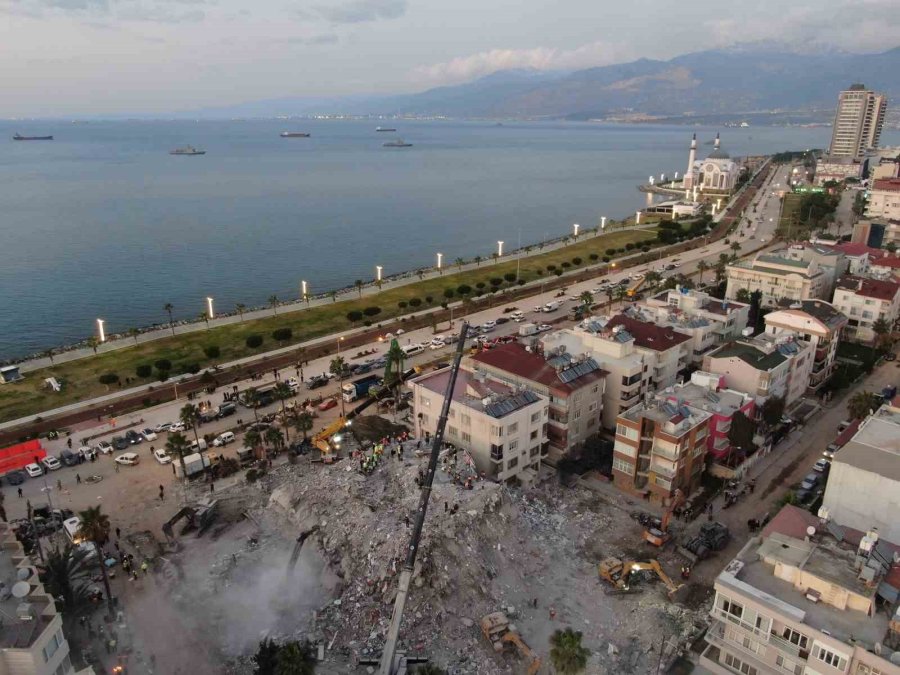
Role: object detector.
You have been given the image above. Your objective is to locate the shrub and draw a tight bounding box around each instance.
[398,301,407,309]
[561,261,571,268]
[554,269,563,277]
[180,363,200,374]
[157,370,170,382]
[136,364,153,378]
[408,298,422,308]
[364,320,372,327]
[517,279,526,285]
[203,345,220,359]
[641,246,650,253]
[246,334,264,349]
[424,295,433,304]
[154,358,172,371]
[589,253,599,261]
[443,288,455,299]
[605,248,616,256]
[572,257,582,265]
[456,284,472,295]
[625,242,635,250]
[363,306,382,316]
[536,269,544,276]
[546,264,557,271]
[602,256,610,263]
[272,328,292,342]
[476,282,486,289]
[503,273,516,282]
[489,278,503,287]
[98,373,119,386]
[346,310,363,323]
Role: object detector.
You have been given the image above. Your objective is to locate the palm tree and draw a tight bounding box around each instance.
[847,391,880,420]
[43,348,55,365]
[39,543,93,612]
[275,640,316,675]
[644,270,662,290]
[269,295,279,316]
[87,336,100,354]
[730,241,741,260]
[614,286,628,305]
[473,255,482,267]
[77,506,115,619]
[180,403,201,445]
[328,291,337,303]
[273,382,293,441]
[164,303,175,336]
[872,317,893,349]
[243,387,261,424]
[354,280,364,298]
[697,260,710,283]
[455,257,465,271]
[491,252,499,264]
[550,627,590,675]
[199,311,210,330]
[166,432,191,479]
[236,303,246,322]
[244,429,262,459]
[128,327,140,344]
[579,291,593,312]
[605,287,615,308]
[264,427,285,454]
[292,411,314,441]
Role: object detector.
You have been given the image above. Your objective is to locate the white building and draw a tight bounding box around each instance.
[828,84,887,159]
[832,275,900,343]
[865,178,900,221]
[683,133,742,192]
[726,253,828,307]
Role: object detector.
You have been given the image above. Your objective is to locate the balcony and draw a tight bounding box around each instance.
[651,463,675,479]
[653,443,680,461]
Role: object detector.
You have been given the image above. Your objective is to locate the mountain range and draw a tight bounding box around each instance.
[191,46,900,122]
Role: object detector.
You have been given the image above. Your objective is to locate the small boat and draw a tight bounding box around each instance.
[169,145,206,155]
[13,133,53,141]
[280,132,310,138]
[376,126,397,132]
[383,138,412,148]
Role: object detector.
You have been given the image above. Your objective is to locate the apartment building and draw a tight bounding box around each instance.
[814,156,863,185]
[613,397,711,503]
[868,254,900,281]
[700,505,900,675]
[821,242,888,276]
[726,254,827,308]
[866,179,900,222]
[872,155,900,180]
[469,342,607,461]
[657,371,755,464]
[763,300,847,392]
[0,521,88,675]
[640,288,751,363]
[409,365,549,486]
[832,275,900,343]
[823,403,900,544]
[828,84,887,159]
[703,334,814,406]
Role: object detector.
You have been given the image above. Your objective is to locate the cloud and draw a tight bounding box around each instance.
[286,33,338,45]
[310,0,405,24]
[412,41,632,86]
[3,0,208,21]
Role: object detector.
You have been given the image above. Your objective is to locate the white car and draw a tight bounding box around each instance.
[155,422,173,433]
[631,272,645,280]
[286,377,301,391]
[395,328,405,335]
[153,449,172,464]
[533,306,543,313]
[568,295,580,302]
[96,440,114,455]
[480,323,495,333]
[78,446,97,461]
[168,422,186,433]
[41,456,62,471]
[482,319,496,329]
[537,324,553,332]
[429,338,445,350]
[114,452,140,466]
[24,463,43,477]
[141,428,158,442]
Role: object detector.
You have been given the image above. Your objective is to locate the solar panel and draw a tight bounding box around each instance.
[663,403,678,416]
[705,391,720,403]
[557,358,600,384]
[485,391,540,418]
[614,330,633,343]
[826,521,845,542]
[679,405,693,418]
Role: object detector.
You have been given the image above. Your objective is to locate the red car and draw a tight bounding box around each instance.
[318,398,338,411]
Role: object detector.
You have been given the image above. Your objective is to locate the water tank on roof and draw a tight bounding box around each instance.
[741,327,754,337]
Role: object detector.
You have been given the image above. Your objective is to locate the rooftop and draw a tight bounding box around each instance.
[835,405,900,481]
[708,340,787,371]
[620,397,712,435]
[822,242,887,259]
[0,525,54,650]
[658,376,752,418]
[835,274,900,302]
[470,342,607,395]
[603,315,692,352]
[413,367,543,419]
[730,254,819,278]
[872,178,900,192]
[870,255,900,269]
[766,299,848,333]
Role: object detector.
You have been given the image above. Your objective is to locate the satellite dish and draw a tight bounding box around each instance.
[16,568,30,581]
[11,581,30,599]
[806,526,816,537]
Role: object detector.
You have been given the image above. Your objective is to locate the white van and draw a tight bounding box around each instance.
[213,431,235,447]
[510,311,525,322]
[402,343,425,357]
[543,300,563,313]
[63,516,83,544]
[189,438,209,452]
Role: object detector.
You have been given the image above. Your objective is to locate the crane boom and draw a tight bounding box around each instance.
[379,322,469,675]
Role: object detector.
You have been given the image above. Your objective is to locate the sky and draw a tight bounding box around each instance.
[1,0,898,116]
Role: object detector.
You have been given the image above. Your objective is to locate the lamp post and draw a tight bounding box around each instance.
[436,253,443,275]
[497,241,503,258]
[301,280,309,305]
[96,318,106,343]
[573,223,580,240]
[376,265,383,289]
[206,296,214,320]
[600,216,607,233]
[635,211,642,225]
[338,336,346,417]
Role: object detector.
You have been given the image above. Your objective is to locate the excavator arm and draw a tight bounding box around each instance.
[501,633,542,675]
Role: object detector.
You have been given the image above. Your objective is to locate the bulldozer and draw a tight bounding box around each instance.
[598,557,687,602]
[480,612,542,675]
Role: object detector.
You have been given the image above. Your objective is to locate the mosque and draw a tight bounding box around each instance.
[682,133,741,192]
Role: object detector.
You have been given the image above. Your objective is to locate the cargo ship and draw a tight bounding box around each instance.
[13,133,53,141]
[169,145,206,155]
[280,132,310,138]
[383,138,412,148]
[376,126,397,132]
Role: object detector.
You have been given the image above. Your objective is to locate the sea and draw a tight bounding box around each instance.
[1,118,892,360]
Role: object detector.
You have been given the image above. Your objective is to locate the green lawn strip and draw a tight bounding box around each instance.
[777,193,803,237]
[1,228,656,423]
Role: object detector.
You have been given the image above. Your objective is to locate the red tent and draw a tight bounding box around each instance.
[0,439,46,474]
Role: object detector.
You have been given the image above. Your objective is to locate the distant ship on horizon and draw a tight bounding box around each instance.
[13,133,53,141]
[376,126,397,132]
[280,132,310,138]
[170,145,206,155]
[383,138,412,148]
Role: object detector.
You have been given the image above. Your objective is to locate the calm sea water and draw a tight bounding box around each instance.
[0,119,883,360]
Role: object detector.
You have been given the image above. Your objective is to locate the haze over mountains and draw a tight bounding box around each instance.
[193,46,900,123]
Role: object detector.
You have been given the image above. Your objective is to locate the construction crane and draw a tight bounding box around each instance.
[643,488,684,547]
[378,322,469,675]
[480,612,542,675]
[598,557,686,601]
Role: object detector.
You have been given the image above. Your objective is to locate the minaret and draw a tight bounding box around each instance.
[684,133,697,187]
[714,132,720,150]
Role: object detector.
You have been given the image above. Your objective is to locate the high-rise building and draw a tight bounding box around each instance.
[828,84,887,159]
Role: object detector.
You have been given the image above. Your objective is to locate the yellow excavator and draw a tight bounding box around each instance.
[312,416,347,463]
[598,557,686,601]
[480,612,542,675]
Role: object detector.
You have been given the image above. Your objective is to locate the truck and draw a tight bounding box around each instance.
[342,374,383,402]
[518,322,539,337]
[174,452,211,479]
[542,300,563,313]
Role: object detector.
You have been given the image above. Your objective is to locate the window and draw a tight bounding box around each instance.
[461,432,471,443]
[531,412,541,423]
[614,440,637,458]
[447,426,458,437]
[508,440,519,452]
[814,646,847,670]
[720,597,743,619]
[775,655,803,675]
[780,628,808,650]
[507,457,518,470]
[42,632,61,662]
[491,425,504,437]
[612,457,634,474]
[725,627,761,654]
[592,384,599,393]
[530,446,539,457]
[420,413,429,425]
[419,395,430,407]
[723,653,757,675]
[460,413,471,426]
[530,430,538,440]
[490,443,504,460]
[616,423,638,440]
[855,664,885,675]
[588,401,597,412]
[448,408,455,419]
[573,409,581,420]
[507,422,518,434]
[53,655,72,675]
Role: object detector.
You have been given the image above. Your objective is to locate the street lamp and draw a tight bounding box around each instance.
[635,211,642,225]
[436,252,443,274]
[301,280,309,304]
[206,296,214,320]
[376,265,383,282]
[338,336,346,417]
[96,318,106,343]
[497,241,504,257]
[573,223,580,239]
[600,216,607,232]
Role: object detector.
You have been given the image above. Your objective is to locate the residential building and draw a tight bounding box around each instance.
[868,253,900,281]
[763,300,847,392]
[542,314,692,429]
[813,156,863,185]
[726,253,827,307]
[409,365,549,486]
[866,179,900,221]
[700,505,900,675]
[780,244,847,297]
[656,371,755,465]
[703,334,814,406]
[613,397,711,503]
[820,241,888,276]
[828,84,887,159]
[468,342,607,461]
[0,521,88,675]
[823,403,900,544]
[640,287,751,362]
[871,154,900,180]
[832,275,900,343]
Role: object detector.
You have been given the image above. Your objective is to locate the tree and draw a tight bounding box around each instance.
[363,306,382,317]
[255,638,281,675]
[848,391,880,420]
[275,640,316,675]
[264,427,285,453]
[244,429,262,456]
[550,628,590,675]
[886,242,897,254]
[579,291,593,312]
[43,348,55,365]
[457,284,472,296]
[728,410,756,457]
[77,505,114,618]
[353,280,364,297]
[272,328,293,345]
[330,356,347,379]
[87,336,100,354]
[269,295,279,316]
[243,387,262,424]
[164,303,175,336]
[273,382,293,441]
[136,364,152,378]
[98,373,119,390]
[180,403,201,444]
[39,543,93,612]
[454,257,465,270]
[644,270,662,289]
[473,255,482,267]
[408,298,422,308]
[236,303,246,322]
[199,311,210,330]
[346,310,363,323]
[128,327,139,344]
[730,241,741,259]
[292,411,314,441]
[760,396,785,428]
[166,432,191,479]
[872,317,893,348]
[204,345,220,359]
[246,334,264,349]
[735,288,751,303]
[443,288,455,300]
[697,260,710,283]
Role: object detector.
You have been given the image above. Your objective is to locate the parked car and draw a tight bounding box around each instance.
[155,422,173,433]
[495,317,510,325]
[59,449,79,467]
[153,449,172,464]
[212,431,235,447]
[306,375,328,390]
[318,398,338,412]
[124,430,143,445]
[41,456,62,471]
[114,452,140,466]
[96,441,114,455]
[5,470,26,486]
[799,473,820,491]
[141,428,158,442]
[813,459,830,473]
[537,324,553,332]
[24,463,43,477]
[217,402,237,418]
[79,446,97,461]
[112,436,129,451]
[168,422,186,433]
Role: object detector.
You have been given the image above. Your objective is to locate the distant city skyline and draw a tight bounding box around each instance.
[1,0,899,116]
